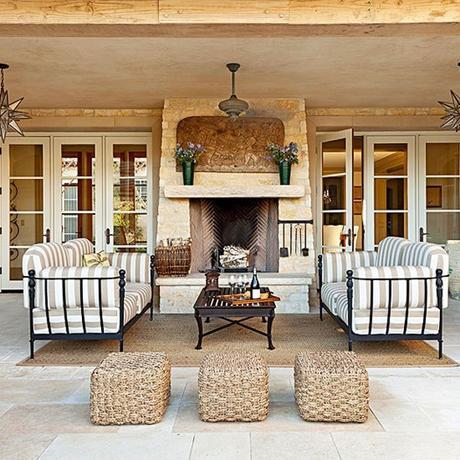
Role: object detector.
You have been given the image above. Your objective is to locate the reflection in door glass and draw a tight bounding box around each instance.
[60,145,96,243]
[112,145,148,252]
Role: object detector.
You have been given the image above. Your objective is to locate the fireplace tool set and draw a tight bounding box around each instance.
[278,220,313,258]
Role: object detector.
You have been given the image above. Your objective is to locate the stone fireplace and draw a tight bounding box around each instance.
[155,98,314,313]
[190,198,279,273]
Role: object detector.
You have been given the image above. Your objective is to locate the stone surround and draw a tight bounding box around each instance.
[156,98,314,312]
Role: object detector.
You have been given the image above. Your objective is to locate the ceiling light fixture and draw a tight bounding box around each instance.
[438,62,460,131]
[218,63,249,118]
[0,63,30,142]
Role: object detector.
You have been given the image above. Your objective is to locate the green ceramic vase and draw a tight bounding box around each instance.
[182,161,195,185]
[279,161,291,185]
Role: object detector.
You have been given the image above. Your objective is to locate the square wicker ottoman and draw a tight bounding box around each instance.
[198,352,269,422]
[294,351,369,423]
[90,352,171,425]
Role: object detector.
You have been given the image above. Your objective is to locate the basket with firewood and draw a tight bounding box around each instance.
[154,238,191,277]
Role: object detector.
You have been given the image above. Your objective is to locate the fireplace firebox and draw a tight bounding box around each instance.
[190,198,279,272]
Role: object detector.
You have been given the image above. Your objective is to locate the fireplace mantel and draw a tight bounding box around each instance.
[164,185,305,199]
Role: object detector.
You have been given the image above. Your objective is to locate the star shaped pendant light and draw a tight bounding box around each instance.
[0,63,30,142]
[439,90,460,131]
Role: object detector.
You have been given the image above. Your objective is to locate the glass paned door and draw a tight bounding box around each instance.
[419,137,460,244]
[365,136,416,248]
[1,138,51,289]
[53,137,103,250]
[105,137,152,253]
[317,129,356,253]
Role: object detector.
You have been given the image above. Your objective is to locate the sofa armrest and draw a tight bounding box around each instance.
[107,253,154,284]
[319,251,377,284]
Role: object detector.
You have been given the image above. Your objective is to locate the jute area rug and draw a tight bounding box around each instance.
[20,314,456,367]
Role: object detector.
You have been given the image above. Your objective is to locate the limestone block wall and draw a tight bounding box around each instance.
[157,97,314,277]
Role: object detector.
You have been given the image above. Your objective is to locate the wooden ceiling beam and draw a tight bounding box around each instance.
[0,1,459,26]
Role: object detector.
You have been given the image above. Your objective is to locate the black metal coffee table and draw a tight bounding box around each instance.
[193,287,276,350]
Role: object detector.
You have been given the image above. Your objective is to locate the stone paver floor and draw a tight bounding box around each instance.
[1,293,460,459]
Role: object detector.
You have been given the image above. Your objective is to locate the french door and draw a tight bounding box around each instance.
[418,136,460,245]
[1,137,52,289]
[365,136,416,249]
[317,129,355,253]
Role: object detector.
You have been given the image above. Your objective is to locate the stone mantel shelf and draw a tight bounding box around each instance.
[156,272,312,287]
[163,185,305,199]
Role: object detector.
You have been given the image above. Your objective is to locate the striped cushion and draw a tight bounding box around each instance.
[63,238,94,266]
[336,293,440,335]
[376,237,411,266]
[32,292,138,335]
[320,282,346,315]
[126,282,152,313]
[400,242,449,308]
[321,251,377,283]
[22,243,71,308]
[352,266,438,311]
[35,266,121,310]
[108,253,151,284]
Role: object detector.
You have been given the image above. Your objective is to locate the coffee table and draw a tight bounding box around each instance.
[193,287,276,350]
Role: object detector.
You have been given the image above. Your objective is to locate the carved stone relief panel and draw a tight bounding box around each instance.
[176,116,284,172]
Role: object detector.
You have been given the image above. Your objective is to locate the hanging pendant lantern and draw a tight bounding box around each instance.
[218,63,249,118]
[0,63,30,142]
[439,61,460,131]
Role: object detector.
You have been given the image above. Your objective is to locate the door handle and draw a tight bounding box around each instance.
[345,227,352,247]
[419,227,430,242]
[43,228,50,243]
[105,228,113,245]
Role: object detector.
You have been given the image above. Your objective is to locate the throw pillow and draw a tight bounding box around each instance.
[82,251,110,267]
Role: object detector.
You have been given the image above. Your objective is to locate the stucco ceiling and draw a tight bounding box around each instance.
[0,35,459,109]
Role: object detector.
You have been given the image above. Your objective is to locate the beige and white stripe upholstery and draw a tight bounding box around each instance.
[63,238,94,266]
[376,237,411,267]
[125,282,152,313]
[108,252,151,284]
[22,243,71,308]
[321,251,377,283]
[32,292,138,334]
[35,266,120,310]
[320,282,347,315]
[335,265,440,335]
[400,242,449,308]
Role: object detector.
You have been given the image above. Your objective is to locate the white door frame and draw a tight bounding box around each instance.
[104,136,153,254]
[52,136,104,250]
[1,136,52,290]
[365,135,416,249]
[316,129,353,254]
[418,134,460,243]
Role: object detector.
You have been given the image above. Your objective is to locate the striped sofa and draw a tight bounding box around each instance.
[23,238,155,358]
[318,237,449,358]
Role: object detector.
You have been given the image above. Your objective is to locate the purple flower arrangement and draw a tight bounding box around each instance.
[266,142,299,165]
[175,142,205,164]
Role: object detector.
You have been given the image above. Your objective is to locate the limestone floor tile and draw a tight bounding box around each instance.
[191,433,250,460]
[173,401,383,433]
[0,433,56,460]
[369,400,439,432]
[39,433,194,460]
[0,378,85,404]
[251,432,340,460]
[268,375,295,402]
[0,364,42,379]
[0,404,118,436]
[420,405,460,431]
[332,432,460,460]
[0,402,12,418]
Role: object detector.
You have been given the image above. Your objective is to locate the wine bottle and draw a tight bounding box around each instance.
[250,267,261,299]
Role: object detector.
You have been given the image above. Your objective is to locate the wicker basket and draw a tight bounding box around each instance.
[294,351,369,423]
[155,244,191,277]
[90,352,171,425]
[198,352,269,422]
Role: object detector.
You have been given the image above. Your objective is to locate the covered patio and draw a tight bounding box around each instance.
[1,1,460,458]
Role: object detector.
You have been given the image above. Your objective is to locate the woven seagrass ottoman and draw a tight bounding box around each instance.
[198,352,269,422]
[90,352,171,425]
[294,351,369,423]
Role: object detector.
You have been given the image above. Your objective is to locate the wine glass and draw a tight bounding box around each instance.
[237,275,244,294]
[229,274,236,295]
